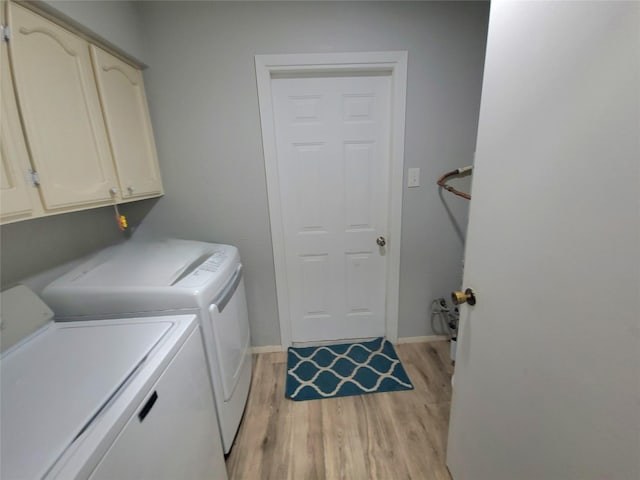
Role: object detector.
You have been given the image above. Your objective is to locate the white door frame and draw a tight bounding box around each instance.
[255,51,408,347]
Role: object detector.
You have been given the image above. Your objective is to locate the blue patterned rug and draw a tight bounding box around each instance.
[285,337,413,401]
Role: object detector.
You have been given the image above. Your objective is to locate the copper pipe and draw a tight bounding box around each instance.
[437,169,472,200]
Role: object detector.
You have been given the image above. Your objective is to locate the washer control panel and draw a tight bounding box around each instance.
[176,251,230,287]
[196,251,228,273]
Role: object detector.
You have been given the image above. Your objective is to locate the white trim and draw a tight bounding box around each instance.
[251,345,286,354]
[255,51,408,348]
[250,336,448,354]
[396,335,450,344]
[292,337,378,348]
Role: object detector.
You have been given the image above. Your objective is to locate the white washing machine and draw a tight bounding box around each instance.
[1,287,227,479]
[42,238,252,453]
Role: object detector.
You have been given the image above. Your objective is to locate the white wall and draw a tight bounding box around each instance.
[137,1,489,346]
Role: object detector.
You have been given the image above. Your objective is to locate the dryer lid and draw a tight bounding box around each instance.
[0,320,171,479]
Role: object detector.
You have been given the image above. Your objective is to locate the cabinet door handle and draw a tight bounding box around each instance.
[138,391,158,422]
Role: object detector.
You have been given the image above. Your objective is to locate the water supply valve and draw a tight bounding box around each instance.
[451,288,476,306]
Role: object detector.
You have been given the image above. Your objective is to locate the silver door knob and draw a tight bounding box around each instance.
[376,236,386,247]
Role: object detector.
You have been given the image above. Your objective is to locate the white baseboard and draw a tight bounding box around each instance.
[292,337,377,348]
[251,345,285,354]
[251,336,448,352]
[396,335,449,344]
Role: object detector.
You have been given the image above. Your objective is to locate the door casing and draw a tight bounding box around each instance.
[255,51,408,347]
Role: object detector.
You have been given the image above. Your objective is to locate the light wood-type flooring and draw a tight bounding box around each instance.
[226,341,454,480]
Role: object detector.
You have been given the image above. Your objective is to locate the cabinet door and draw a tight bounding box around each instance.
[88,328,228,480]
[90,46,163,200]
[8,3,118,210]
[1,40,35,222]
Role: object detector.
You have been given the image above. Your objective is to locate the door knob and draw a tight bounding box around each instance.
[452,288,476,306]
[376,236,386,247]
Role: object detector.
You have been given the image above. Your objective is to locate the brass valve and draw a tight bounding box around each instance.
[451,288,476,306]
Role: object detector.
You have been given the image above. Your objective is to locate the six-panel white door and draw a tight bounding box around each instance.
[271,75,391,343]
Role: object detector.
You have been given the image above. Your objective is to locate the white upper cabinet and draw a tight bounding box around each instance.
[8,2,119,210]
[90,46,163,200]
[1,38,36,222]
[1,2,164,225]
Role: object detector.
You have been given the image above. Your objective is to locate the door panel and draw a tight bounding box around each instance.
[291,142,329,231]
[344,141,374,229]
[8,3,117,209]
[446,3,640,479]
[300,254,330,317]
[272,75,391,342]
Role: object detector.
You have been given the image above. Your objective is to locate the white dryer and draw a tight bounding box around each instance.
[42,238,252,453]
[0,290,227,479]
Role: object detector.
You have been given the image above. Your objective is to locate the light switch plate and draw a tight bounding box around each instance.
[408,167,420,187]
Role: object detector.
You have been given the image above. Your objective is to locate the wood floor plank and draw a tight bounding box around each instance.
[285,398,325,479]
[359,393,412,480]
[398,342,453,403]
[226,341,453,480]
[384,389,451,480]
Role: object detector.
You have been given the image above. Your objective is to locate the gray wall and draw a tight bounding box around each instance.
[1,1,151,290]
[1,200,157,290]
[137,1,489,345]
